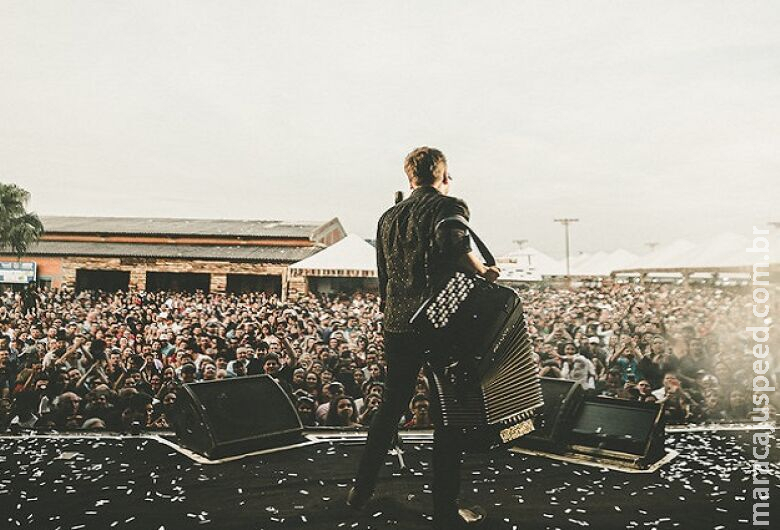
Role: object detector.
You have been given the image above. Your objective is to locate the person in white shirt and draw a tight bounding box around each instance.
[560,342,596,390]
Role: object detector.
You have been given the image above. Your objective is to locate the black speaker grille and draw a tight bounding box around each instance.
[174,375,303,458]
[569,398,662,456]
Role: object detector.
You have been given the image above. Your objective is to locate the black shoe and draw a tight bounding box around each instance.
[346,486,374,510]
[433,505,487,529]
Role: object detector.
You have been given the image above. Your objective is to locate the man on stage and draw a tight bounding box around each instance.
[348,146,500,529]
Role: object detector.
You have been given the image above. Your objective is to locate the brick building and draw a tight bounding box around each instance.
[2,216,345,298]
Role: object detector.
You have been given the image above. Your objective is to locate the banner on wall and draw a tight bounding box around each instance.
[0,261,37,284]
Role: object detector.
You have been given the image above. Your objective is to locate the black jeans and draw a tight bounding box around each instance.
[354,331,464,515]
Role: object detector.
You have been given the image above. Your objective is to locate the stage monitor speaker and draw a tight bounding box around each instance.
[516,377,585,452]
[170,375,304,459]
[567,396,665,467]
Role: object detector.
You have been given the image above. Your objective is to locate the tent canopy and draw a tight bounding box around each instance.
[618,232,777,272]
[289,234,377,277]
[497,246,564,280]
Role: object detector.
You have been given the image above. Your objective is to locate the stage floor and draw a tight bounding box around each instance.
[1,427,778,530]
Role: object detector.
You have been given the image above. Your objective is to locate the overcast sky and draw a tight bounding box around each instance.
[1,1,777,258]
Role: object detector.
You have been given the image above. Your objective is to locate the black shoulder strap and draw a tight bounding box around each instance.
[434,215,496,267]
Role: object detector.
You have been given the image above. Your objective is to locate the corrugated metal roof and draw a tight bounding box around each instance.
[40,216,328,239]
[22,240,319,263]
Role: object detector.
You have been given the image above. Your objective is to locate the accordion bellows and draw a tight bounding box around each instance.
[411,272,543,443]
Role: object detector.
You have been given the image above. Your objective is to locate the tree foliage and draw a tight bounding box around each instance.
[0,183,45,258]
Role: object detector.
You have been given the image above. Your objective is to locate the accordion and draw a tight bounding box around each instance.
[410,271,543,445]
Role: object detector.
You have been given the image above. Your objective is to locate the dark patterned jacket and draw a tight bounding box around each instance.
[376,186,472,333]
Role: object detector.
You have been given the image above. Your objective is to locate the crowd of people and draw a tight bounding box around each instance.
[0,280,774,433]
[524,280,776,424]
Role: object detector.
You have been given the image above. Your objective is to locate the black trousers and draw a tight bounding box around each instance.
[354,331,464,515]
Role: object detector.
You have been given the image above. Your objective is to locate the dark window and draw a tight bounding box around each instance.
[226,274,282,295]
[307,277,378,295]
[75,270,130,292]
[146,272,210,293]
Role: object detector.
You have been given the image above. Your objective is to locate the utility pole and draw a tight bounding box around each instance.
[554,218,579,280]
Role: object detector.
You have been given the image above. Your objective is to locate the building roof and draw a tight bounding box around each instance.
[40,216,338,240]
[22,240,318,263]
[289,234,377,277]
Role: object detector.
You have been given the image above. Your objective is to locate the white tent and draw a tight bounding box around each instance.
[570,251,610,276]
[680,232,755,269]
[542,248,638,277]
[624,239,696,270]
[618,232,777,272]
[577,249,640,276]
[601,248,640,273]
[498,246,639,278]
[497,245,564,280]
[289,234,377,277]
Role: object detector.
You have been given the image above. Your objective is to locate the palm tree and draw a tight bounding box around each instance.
[0,183,44,258]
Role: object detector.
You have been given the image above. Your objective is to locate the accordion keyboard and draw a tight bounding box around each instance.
[412,273,543,444]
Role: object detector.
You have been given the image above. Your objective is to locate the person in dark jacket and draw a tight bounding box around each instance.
[348,147,500,529]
